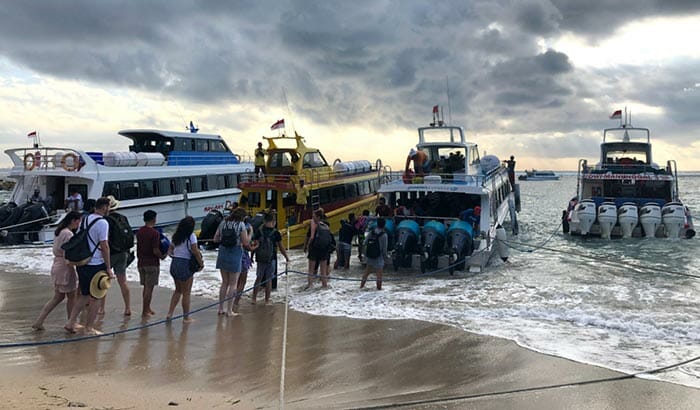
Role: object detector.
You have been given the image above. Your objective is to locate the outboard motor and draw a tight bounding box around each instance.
[198,209,224,250]
[446,220,474,274]
[392,219,420,270]
[618,202,638,239]
[662,202,685,238]
[12,203,49,242]
[639,203,661,238]
[420,220,446,272]
[0,202,18,226]
[597,202,617,239]
[575,199,596,235]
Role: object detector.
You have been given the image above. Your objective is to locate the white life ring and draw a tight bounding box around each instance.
[23,153,36,171]
[61,153,79,171]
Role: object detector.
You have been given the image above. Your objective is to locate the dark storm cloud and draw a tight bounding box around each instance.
[1,0,700,162]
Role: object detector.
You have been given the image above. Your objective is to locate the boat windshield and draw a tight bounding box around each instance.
[604,148,648,165]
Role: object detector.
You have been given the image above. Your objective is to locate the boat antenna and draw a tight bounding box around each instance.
[282,87,296,136]
[187,121,199,133]
[446,75,452,126]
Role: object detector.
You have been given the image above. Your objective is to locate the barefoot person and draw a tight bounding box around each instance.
[166,216,202,322]
[136,210,165,318]
[305,208,332,289]
[252,212,289,304]
[32,211,83,330]
[214,207,254,316]
[65,197,115,335]
[361,217,388,290]
[233,219,255,312]
[102,196,134,316]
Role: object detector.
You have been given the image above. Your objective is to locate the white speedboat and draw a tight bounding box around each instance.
[518,169,560,181]
[564,111,695,239]
[375,107,520,274]
[0,127,252,244]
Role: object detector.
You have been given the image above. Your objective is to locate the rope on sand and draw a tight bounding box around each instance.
[351,354,700,409]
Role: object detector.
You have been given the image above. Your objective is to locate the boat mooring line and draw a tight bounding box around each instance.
[351,353,700,409]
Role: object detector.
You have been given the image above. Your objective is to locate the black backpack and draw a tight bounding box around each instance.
[220,221,240,247]
[365,231,385,259]
[106,212,134,253]
[62,216,102,266]
[255,227,275,263]
[311,222,332,252]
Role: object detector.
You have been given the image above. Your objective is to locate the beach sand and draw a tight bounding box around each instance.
[1,270,699,409]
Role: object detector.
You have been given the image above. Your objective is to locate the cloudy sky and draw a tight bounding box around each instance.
[1,0,700,171]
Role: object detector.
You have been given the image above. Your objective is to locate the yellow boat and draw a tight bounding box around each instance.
[238,132,385,247]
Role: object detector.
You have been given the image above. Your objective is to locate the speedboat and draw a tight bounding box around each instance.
[376,106,520,273]
[518,169,560,181]
[563,111,695,239]
[0,126,252,244]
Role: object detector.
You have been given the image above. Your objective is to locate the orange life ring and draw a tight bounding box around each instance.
[23,153,36,171]
[61,153,78,171]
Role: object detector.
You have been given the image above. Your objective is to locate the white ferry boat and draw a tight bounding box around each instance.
[518,169,560,181]
[0,126,252,244]
[375,107,520,273]
[563,112,695,239]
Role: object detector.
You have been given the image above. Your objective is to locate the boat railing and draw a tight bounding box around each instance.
[5,147,86,172]
[398,167,506,188]
[239,165,381,188]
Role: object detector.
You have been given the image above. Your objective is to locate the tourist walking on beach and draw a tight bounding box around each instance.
[136,210,165,318]
[214,207,253,316]
[65,197,114,335]
[361,217,388,290]
[252,212,289,304]
[233,218,254,312]
[334,213,357,270]
[32,211,83,330]
[102,196,134,316]
[306,208,332,289]
[167,216,203,322]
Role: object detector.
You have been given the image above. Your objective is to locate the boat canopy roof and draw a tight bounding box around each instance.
[263,132,330,175]
[118,129,233,157]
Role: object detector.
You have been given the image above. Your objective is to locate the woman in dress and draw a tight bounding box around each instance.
[166,216,203,322]
[32,211,83,330]
[214,207,253,316]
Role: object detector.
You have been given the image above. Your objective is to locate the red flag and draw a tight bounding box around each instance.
[27,131,37,137]
[270,119,285,130]
[609,110,622,119]
[432,105,439,114]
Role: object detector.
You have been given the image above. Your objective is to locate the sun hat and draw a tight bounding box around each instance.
[89,270,111,299]
[409,148,417,157]
[106,195,120,211]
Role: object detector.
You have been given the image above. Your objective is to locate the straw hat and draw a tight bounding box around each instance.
[106,195,120,211]
[89,270,111,299]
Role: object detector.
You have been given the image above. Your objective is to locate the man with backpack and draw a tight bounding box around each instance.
[65,197,114,335]
[252,212,289,304]
[102,196,134,316]
[361,217,388,290]
[304,208,332,289]
[334,213,357,270]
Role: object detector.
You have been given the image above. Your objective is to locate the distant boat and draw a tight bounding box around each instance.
[518,170,560,181]
[563,112,695,239]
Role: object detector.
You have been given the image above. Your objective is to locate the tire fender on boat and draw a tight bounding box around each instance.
[495,225,509,262]
[61,153,78,171]
[23,153,36,171]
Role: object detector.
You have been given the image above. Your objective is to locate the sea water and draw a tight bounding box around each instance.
[1,175,699,388]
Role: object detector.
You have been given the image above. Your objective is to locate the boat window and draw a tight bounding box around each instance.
[470,146,480,165]
[141,180,157,198]
[196,139,209,152]
[282,192,297,207]
[302,152,327,169]
[266,190,278,210]
[331,186,345,201]
[269,151,293,168]
[209,140,227,152]
[247,191,261,208]
[121,181,140,200]
[103,181,120,198]
[189,176,206,192]
[319,188,331,204]
[345,183,358,198]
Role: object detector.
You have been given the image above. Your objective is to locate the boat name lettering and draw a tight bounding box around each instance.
[203,204,224,212]
[583,174,672,181]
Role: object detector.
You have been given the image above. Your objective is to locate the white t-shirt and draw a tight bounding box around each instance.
[172,233,198,259]
[66,193,83,211]
[81,213,109,266]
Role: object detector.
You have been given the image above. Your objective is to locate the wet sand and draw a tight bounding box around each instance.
[1,270,699,409]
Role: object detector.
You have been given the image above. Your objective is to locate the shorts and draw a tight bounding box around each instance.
[365,256,385,270]
[307,246,328,262]
[76,264,107,297]
[216,245,243,272]
[256,261,275,284]
[138,265,160,287]
[170,257,194,282]
[111,251,129,276]
[337,241,351,266]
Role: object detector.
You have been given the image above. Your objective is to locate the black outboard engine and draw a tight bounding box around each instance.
[1,202,31,244]
[392,220,420,270]
[446,220,474,274]
[0,202,18,227]
[420,220,446,273]
[7,203,48,243]
[199,209,223,250]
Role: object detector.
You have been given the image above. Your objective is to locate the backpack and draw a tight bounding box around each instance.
[220,221,241,247]
[158,230,171,256]
[61,216,103,266]
[365,231,385,259]
[311,222,332,252]
[106,212,134,253]
[255,227,275,263]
